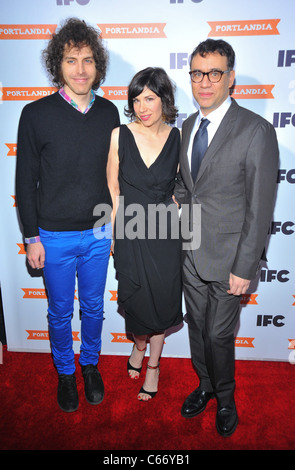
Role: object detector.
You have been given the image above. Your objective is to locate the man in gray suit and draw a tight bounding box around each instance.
[174,39,279,437]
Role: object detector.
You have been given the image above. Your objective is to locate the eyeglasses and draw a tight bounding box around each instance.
[189,70,230,83]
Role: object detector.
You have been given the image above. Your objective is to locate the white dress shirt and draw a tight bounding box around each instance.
[188,96,232,170]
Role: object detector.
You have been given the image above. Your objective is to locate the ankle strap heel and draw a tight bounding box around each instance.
[127,344,147,378]
[137,363,160,401]
[146,363,160,370]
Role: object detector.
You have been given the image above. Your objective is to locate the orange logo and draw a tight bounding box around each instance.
[101,86,128,100]
[1,87,57,101]
[22,288,47,299]
[235,337,254,348]
[26,330,80,341]
[240,294,258,305]
[109,290,117,301]
[27,330,49,340]
[11,196,17,207]
[5,143,17,156]
[22,288,78,300]
[292,295,295,306]
[17,243,26,254]
[99,23,166,39]
[111,333,133,343]
[288,339,295,350]
[208,19,280,37]
[232,85,274,99]
[0,24,56,40]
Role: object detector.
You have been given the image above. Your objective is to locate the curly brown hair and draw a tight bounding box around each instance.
[42,18,108,90]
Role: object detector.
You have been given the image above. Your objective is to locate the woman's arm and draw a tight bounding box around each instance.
[106,127,120,249]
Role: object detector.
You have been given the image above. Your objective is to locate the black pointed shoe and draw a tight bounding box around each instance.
[181,388,214,418]
[81,364,104,405]
[57,373,79,412]
[216,406,238,437]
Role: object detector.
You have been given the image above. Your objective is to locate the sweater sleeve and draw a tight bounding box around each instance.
[16,105,41,238]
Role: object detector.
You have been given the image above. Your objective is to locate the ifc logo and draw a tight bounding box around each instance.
[170,1,203,3]
[56,0,90,5]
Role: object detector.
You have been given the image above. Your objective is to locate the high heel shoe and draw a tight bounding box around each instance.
[127,344,147,379]
[137,363,160,401]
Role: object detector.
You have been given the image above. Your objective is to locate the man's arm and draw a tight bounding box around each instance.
[16,105,41,239]
[106,127,120,252]
[16,105,45,269]
[231,120,279,282]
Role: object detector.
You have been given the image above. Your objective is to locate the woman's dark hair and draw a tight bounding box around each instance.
[124,67,178,124]
[42,18,108,90]
[190,39,235,70]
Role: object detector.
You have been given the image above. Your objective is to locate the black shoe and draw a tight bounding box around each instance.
[216,406,238,437]
[81,364,104,405]
[57,373,79,413]
[181,388,214,418]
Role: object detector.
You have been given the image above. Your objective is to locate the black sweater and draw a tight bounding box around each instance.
[16,92,120,238]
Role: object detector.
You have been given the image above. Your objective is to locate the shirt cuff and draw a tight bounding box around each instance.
[25,236,41,244]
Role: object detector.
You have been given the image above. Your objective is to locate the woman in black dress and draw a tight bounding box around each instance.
[107,68,183,401]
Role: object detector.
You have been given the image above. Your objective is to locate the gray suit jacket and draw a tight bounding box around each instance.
[174,98,279,281]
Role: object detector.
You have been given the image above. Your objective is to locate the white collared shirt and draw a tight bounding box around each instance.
[187,96,232,169]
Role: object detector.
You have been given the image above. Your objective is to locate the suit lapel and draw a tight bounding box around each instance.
[181,112,199,190]
[195,100,239,184]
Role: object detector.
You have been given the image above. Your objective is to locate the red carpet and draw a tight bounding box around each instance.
[0,346,294,452]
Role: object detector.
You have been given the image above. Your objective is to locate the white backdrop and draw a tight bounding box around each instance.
[0,0,294,363]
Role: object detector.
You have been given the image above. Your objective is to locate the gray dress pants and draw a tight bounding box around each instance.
[183,250,241,409]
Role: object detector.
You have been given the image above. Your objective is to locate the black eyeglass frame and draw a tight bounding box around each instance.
[189,69,231,83]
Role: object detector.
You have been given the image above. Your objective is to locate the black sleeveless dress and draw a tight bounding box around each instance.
[114,124,183,335]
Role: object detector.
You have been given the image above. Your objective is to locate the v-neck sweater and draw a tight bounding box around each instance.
[16,92,120,238]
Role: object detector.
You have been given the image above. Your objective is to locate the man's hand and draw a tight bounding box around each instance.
[26,242,45,269]
[227,273,250,296]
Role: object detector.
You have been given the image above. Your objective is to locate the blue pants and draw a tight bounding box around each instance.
[39,225,112,375]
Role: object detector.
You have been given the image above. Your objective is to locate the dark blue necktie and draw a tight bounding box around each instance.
[191,118,210,182]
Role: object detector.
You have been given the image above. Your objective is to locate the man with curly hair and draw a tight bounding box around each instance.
[16,18,120,412]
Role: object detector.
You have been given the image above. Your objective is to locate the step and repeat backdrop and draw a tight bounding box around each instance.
[0,0,294,362]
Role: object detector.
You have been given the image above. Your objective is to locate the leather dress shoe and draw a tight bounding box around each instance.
[81,364,104,405]
[181,388,214,418]
[57,373,79,412]
[216,406,238,437]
